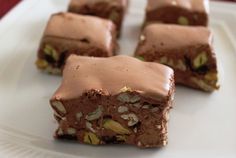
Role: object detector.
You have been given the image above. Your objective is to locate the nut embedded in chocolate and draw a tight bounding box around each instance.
[144,0,209,27]
[36,12,118,74]
[135,24,219,92]
[50,55,175,148]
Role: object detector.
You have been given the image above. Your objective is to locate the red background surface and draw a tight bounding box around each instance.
[0,0,21,18]
[0,0,235,19]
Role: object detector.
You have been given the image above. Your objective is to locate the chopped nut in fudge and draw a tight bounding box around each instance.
[50,55,175,148]
[135,24,219,92]
[36,12,117,75]
[144,0,209,27]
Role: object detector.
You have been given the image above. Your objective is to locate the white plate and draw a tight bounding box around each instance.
[0,0,236,157]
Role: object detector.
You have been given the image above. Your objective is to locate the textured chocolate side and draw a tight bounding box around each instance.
[145,0,209,26]
[35,13,117,75]
[68,0,129,37]
[135,24,219,92]
[50,55,175,148]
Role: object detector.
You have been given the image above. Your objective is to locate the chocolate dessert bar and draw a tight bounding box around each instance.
[50,55,175,148]
[135,24,219,92]
[68,0,129,37]
[144,0,209,26]
[36,12,117,75]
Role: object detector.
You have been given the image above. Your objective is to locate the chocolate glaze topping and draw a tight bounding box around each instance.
[44,12,114,54]
[52,55,174,101]
[147,0,209,13]
[139,24,213,52]
[70,0,127,8]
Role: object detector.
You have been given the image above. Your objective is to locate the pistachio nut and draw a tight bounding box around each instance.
[67,128,76,135]
[109,11,119,22]
[117,93,140,103]
[86,106,103,121]
[191,77,215,92]
[117,93,130,103]
[36,59,48,69]
[103,119,131,135]
[84,132,100,145]
[86,121,96,133]
[159,57,168,64]
[178,16,189,25]
[116,135,127,142]
[193,52,208,69]
[176,59,187,71]
[204,72,218,81]
[76,112,83,121]
[44,66,61,75]
[51,101,66,115]
[136,56,145,61]
[119,86,132,93]
[120,113,139,126]
[118,106,129,113]
[44,44,59,61]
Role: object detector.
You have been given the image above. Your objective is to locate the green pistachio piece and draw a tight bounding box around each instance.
[44,44,59,61]
[178,16,189,25]
[109,11,119,22]
[84,132,100,145]
[136,56,145,61]
[103,119,131,135]
[116,135,127,141]
[193,52,208,69]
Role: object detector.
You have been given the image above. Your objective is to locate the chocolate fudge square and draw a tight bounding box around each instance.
[144,0,209,26]
[135,24,219,92]
[36,12,117,75]
[68,0,129,37]
[50,55,175,148]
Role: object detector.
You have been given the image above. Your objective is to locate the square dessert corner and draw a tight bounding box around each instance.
[145,0,209,26]
[35,12,117,75]
[50,55,175,148]
[68,0,129,37]
[135,24,219,92]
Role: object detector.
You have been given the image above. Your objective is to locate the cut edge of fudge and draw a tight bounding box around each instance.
[135,24,219,92]
[144,0,209,27]
[35,12,118,75]
[50,55,175,148]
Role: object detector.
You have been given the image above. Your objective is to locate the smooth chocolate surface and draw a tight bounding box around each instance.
[53,55,174,101]
[36,12,117,74]
[137,24,212,52]
[145,0,209,26]
[68,0,129,37]
[135,24,219,92]
[44,12,115,55]
[50,55,175,148]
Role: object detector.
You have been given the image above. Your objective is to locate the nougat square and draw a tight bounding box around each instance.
[144,0,209,26]
[50,55,175,148]
[68,0,129,37]
[135,24,219,92]
[36,12,117,75]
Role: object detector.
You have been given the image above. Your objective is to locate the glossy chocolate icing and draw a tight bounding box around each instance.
[69,0,128,8]
[138,24,213,52]
[147,0,209,13]
[44,12,115,54]
[135,24,218,92]
[52,55,174,101]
